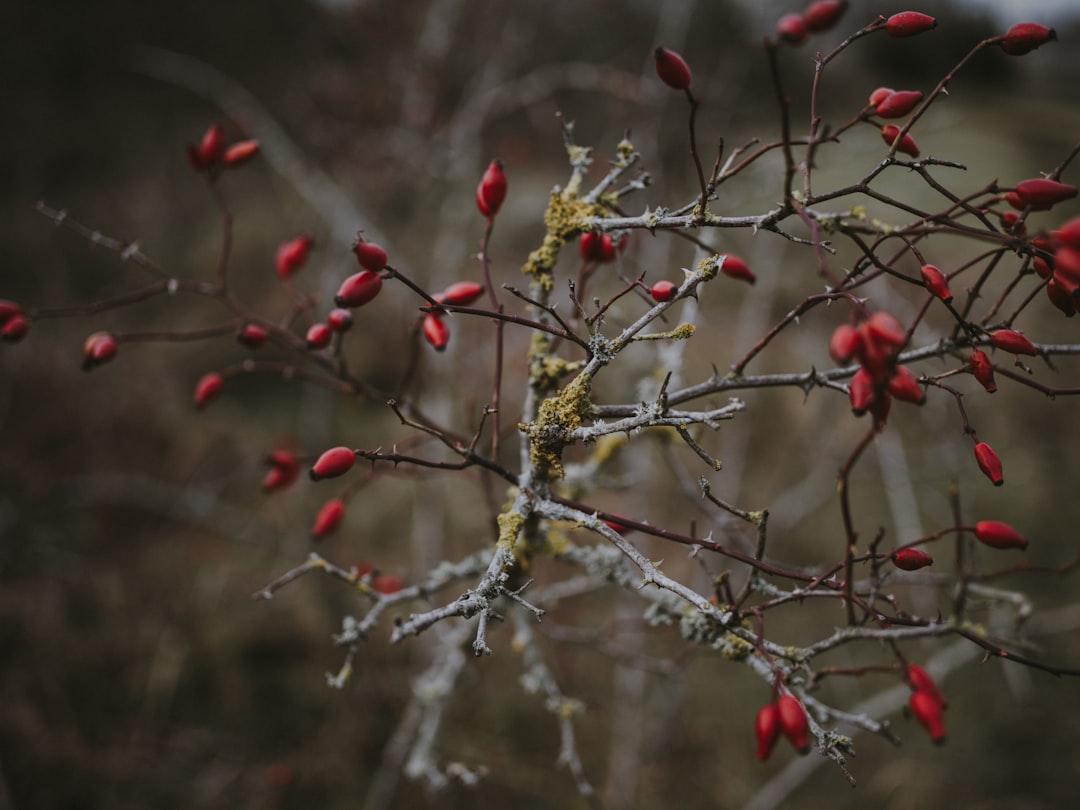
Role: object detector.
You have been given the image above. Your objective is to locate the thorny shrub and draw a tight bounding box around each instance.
[6,6,1080,802]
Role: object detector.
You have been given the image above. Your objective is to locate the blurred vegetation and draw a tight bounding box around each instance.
[3,1,1080,808]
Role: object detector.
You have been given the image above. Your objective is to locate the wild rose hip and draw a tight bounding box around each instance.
[881,125,920,158]
[422,313,450,351]
[262,452,299,493]
[326,308,354,332]
[755,704,782,762]
[885,12,937,37]
[312,498,346,540]
[876,90,923,119]
[335,270,383,308]
[276,235,313,279]
[989,329,1038,356]
[476,159,507,217]
[888,365,925,405]
[909,689,946,744]
[907,664,946,708]
[969,350,997,393]
[1046,279,1076,317]
[721,255,755,285]
[848,367,875,416]
[223,139,260,167]
[439,281,485,307]
[1014,178,1077,208]
[372,573,405,595]
[186,123,225,170]
[194,372,224,408]
[869,87,894,107]
[892,548,933,570]
[974,520,1028,550]
[1000,22,1057,56]
[237,323,269,348]
[776,694,810,754]
[305,322,332,349]
[974,441,1004,486]
[776,14,808,45]
[920,264,952,303]
[802,0,846,33]
[650,280,677,302]
[0,299,23,325]
[352,239,388,273]
[0,314,29,342]
[653,47,692,91]
[829,324,862,364]
[82,331,118,370]
[310,446,356,481]
[579,232,618,263]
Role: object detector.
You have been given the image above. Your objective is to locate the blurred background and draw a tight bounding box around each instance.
[3,0,1080,808]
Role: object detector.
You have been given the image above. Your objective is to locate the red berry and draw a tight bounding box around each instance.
[1032,256,1052,280]
[892,548,934,571]
[907,664,946,708]
[82,331,118,370]
[1000,22,1057,56]
[305,322,332,349]
[352,239,388,273]
[968,350,997,393]
[326,308,354,333]
[848,367,875,416]
[1014,178,1077,208]
[653,47,692,90]
[868,87,894,107]
[909,689,946,744]
[0,299,22,325]
[276,235,313,279]
[1055,246,1080,282]
[829,323,862,364]
[372,573,405,595]
[422,313,450,351]
[881,125,920,158]
[989,329,1038,356]
[223,139,260,167]
[186,123,225,170]
[1046,278,1077,317]
[579,232,617,263]
[755,704,782,762]
[603,516,634,535]
[876,90,923,119]
[776,13,809,45]
[919,264,952,303]
[974,520,1028,550]
[803,0,847,33]
[194,372,224,408]
[888,365,925,405]
[776,694,810,754]
[335,270,383,308]
[865,311,906,349]
[476,159,508,217]
[439,281,486,307]
[310,446,356,481]
[262,454,299,492]
[974,441,1004,486]
[885,12,937,38]
[1056,216,1080,249]
[0,314,28,343]
[237,323,269,349]
[312,498,346,540]
[721,255,756,285]
[650,280,677,302]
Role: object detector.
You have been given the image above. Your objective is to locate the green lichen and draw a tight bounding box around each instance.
[497,510,525,553]
[719,633,755,660]
[632,323,696,342]
[521,372,596,480]
[521,189,607,282]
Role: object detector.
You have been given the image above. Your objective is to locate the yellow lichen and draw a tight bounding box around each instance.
[632,322,697,342]
[497,510,525,553]
[521,372,595,480]
[521,190,607,280]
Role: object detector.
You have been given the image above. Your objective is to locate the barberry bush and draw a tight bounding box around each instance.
[5,2,1080,808]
